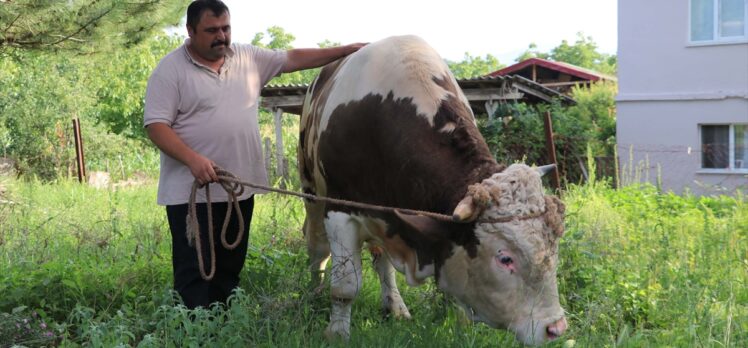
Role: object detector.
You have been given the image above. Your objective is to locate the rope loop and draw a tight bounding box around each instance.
[188,166,246,281]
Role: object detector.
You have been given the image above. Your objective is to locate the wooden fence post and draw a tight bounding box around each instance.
[272,107,288,187]
[542,111,561,191]
[264,137,272,179]
[72,118,86,183]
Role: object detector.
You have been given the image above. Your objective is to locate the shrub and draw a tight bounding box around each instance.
[478,82,617,185]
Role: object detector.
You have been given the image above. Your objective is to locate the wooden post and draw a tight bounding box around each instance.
[264,137,272,179]
[485,100,498,120]
[72,118,86,183]
[272,107,288,187]
[542,111,561,190]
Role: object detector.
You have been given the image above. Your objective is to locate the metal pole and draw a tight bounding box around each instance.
[72,118,86,183]
[542,111,561,190]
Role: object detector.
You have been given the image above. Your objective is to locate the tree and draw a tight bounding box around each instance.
[0,50,95,178]
[446,53,504,79]
[0,0,186,54]
[0,33,183,179]
[515,33,617,74]
[92,34,183,140]
[252,26,331,86]
[515,43,550,62]
[251,26,296,50]
[550,33,616,74]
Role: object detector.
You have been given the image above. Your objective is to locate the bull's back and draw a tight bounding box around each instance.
[299,35,482,210]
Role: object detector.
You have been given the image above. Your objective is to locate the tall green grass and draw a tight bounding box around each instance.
[0,175,745,347]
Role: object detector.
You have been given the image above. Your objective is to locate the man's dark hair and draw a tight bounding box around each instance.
[187,0,230,30]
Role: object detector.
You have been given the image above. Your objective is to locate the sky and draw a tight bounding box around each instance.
[177,0,618,64]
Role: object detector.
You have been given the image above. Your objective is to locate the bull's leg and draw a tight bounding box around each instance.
[303,202,330,290]
[323,211,363,340]
[370,246,412,319]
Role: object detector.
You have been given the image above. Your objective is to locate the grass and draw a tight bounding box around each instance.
[0,174,746,347]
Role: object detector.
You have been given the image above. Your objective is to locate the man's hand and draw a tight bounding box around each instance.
[282,42,369,73]
[342,42,367,55]
[187,153,218,186]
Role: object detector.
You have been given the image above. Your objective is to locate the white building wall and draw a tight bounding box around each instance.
[617,0,748,195]
[617,99,747,194]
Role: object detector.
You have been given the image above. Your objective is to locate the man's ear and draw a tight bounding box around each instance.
[394,210,450,239]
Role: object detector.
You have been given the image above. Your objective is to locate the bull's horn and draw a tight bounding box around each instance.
[536,164,557,177]
[452,196,477,222]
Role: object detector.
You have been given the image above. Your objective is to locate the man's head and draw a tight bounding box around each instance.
[186,0,231,62]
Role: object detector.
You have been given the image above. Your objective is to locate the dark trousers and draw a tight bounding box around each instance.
[166,196,254,309]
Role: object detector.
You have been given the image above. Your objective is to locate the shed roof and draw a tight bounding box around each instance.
[489,57,616,82]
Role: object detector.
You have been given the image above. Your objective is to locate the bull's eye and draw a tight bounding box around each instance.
[499,255,513,265]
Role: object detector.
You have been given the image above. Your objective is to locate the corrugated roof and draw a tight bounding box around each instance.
[260,73,575,114]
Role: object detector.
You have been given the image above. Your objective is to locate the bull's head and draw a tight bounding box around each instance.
[398,163,567,345]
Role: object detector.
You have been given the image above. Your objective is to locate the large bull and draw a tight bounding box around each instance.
[298,35,567,345]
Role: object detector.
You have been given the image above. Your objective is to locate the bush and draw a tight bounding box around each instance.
[478,82,617,185]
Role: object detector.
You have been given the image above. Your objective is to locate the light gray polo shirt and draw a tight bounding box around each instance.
[144,41,287,205]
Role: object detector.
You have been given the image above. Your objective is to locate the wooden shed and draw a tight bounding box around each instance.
[488,57,616,94]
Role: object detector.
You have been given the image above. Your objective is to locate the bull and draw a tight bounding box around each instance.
[297,35,568,345]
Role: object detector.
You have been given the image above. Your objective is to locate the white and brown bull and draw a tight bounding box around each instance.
[298,35,567,346]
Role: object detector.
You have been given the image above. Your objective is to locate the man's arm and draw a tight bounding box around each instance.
[146,123,218,185]
[282,43,367,73]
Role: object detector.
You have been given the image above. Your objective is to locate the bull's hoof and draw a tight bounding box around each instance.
[394,306,412,320]
[382,304,412,320]
[323,322,350,341]
[382,294,412,320]
[313,282,327,296]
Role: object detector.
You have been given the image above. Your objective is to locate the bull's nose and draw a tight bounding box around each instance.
[545,317,567,340]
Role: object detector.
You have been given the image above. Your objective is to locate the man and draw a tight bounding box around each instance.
[143,0,364,309]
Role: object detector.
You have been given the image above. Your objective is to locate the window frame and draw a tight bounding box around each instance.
[698,123,748,173]
[688,0,748,45]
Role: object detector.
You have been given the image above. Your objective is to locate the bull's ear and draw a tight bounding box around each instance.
[395,210,449,237]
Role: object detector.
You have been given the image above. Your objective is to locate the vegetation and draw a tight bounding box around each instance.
[0,34,181,181]
[0,174,745,346]
[516,33,617,75]
[446,53,503,79]
[0,0,186,54]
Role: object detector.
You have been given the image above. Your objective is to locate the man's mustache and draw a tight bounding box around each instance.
[211,41,227,48]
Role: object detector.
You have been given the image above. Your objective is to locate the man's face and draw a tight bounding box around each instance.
[187,10,231,62]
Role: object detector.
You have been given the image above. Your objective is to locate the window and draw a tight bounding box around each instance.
[701,124,748,170]
[690,0,748,42]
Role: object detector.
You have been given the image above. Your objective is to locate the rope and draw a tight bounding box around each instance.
[217,172,457,222]
[478,210,546,224]
[187,166,545,281]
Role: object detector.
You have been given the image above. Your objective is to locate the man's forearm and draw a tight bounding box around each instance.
[146,123,217,184]
[146,123,198,166]
[282,44,363,73]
